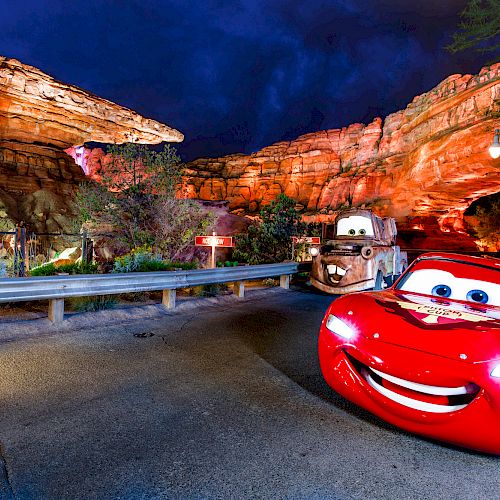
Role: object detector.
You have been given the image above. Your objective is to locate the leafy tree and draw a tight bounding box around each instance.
[233,194,306,264]
[471,195,500,250]
[75,143,215,259]
[152,197,215,261]
[446,0,500,55]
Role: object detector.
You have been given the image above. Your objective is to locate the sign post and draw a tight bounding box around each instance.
[195,233,235,268]
[291,236,321,262]
[291,236,321,245]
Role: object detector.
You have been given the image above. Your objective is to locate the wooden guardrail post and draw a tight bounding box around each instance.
[48,299,65,324]
[234,281,245,298]
[14,226,27,277]
[81,230,94,265]
[280,274,290,289]
[162,289,176,309]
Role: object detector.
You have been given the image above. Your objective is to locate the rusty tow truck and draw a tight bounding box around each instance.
[309,209,407,294]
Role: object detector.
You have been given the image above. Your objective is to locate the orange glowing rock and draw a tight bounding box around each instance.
[182,63,500,247]
[0,56,183,233]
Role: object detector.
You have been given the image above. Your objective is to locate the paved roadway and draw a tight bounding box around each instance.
[0,286,498,499]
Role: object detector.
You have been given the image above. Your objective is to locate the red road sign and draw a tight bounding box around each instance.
[292,236,321,244]
[195,235,234,247]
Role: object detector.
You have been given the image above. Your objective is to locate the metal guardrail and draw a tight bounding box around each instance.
[0,263,298,324]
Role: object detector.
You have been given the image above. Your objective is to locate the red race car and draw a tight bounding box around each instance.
[318,252,500,454]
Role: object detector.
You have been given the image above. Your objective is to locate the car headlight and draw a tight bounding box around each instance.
[325,314,355,340]
[491,365,500,378]
[309,246,320,257]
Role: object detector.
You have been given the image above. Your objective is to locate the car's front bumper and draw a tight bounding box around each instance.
[319,328,500,454]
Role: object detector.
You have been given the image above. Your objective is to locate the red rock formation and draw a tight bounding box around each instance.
[0,56,183,232]
[183,64,500,245]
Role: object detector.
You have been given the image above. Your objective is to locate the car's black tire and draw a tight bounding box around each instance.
[374,270,384,290]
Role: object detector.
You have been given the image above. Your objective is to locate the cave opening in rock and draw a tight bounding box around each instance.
[464,191,500,252]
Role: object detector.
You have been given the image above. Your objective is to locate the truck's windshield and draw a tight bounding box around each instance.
[336,215,374,237]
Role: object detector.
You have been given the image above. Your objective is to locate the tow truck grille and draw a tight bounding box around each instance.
[322,245,361,256]
[324,250,359,256]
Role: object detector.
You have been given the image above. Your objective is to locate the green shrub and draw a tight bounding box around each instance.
[30,263,57,276]
[113,246,197,273]
[120,292,151,302]
[195,283,229,297]
[170,262,198,271]
[262,278,278,287]
[233,194,305,264]
[30,262,98,276]
[113,246,162,273]
[135,260,172,272]
[69,295,118,312]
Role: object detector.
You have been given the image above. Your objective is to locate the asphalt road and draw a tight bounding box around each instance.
[0,286,498,499]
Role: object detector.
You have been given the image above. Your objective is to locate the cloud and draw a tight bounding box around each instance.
[0,0,491,160]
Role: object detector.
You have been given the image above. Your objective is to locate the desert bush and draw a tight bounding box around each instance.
[75,144,216,260]
[121,292,151,302]
[233,194,306,264]
[262,278,278,287]
[113,246,164,273]
[30,262,98,276]
[69,295,118,312]
[194,283,229,297]
[113,247,198,273]
[152,197,216,262]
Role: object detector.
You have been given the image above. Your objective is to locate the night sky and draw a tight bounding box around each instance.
[0,0,494,161]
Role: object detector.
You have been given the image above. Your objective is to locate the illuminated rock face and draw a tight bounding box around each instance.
[0,56,183,232]
[183,64,500,237]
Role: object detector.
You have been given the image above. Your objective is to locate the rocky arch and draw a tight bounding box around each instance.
[0,56,183,233]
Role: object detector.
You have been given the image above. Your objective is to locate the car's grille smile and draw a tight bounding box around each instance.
[346,353,480,413]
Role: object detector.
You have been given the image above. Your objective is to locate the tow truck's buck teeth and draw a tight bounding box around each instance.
[327,265,347,276]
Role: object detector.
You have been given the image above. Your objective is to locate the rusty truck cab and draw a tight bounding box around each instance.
[310,209,404,294]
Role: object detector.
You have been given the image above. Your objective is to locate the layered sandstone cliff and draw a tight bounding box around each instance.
[183,64,500,236]
[0,56,182,232]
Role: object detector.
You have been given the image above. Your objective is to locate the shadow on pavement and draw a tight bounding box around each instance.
[230,287,404,434]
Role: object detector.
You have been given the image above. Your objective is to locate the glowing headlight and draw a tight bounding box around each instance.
[309,247,320,257]
[325,314,355,340]
[491,365,500,378]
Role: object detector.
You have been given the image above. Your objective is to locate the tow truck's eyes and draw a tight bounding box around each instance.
[399,269,500,307]
[336,216,374,237]
[431,284,451,298]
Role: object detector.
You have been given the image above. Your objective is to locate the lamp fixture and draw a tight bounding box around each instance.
[489,129,500,159]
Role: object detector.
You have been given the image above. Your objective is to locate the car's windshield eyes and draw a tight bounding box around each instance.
[398,269,500,307]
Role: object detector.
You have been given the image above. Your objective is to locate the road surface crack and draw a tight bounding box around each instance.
[0,443,14,499]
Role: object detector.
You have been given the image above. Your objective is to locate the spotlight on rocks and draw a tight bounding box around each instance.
[489,129,500,159]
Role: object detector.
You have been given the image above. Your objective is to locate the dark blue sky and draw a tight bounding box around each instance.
[0,0,493,160]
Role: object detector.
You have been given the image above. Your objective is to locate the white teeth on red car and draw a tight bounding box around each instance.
[369,367,467,396]
[365,373,468,413]
[365,366,470,413]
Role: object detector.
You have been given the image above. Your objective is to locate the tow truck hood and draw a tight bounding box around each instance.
[341,290,500,363]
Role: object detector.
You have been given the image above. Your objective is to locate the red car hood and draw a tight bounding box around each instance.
[340,290,500,363]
